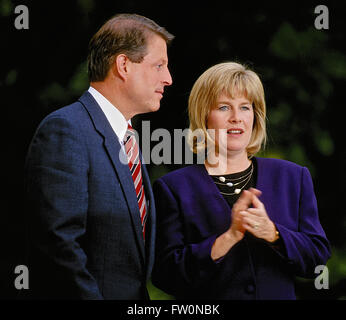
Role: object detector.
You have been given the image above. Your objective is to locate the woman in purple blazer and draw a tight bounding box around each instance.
[151,62,331,299]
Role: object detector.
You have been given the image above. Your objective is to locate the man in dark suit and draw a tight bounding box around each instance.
[24,13,173,299]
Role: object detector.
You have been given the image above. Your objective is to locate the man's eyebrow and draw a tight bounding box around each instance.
[158,58,168,64]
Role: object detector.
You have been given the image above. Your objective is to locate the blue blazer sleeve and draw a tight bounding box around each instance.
[25,114,103,299]
[274,167,331,278]
[152,178,219,296]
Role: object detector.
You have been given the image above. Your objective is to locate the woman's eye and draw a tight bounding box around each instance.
[241,105,250,110]
[219,105,229,111]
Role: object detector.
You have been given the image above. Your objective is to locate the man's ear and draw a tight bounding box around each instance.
[113,54,131,80]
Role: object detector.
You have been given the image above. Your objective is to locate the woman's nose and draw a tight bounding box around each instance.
[228,110,241,123]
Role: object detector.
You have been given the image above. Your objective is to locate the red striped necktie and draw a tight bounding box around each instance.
[124,124,148,239]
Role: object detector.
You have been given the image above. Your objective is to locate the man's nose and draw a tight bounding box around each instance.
[163,67,173,86]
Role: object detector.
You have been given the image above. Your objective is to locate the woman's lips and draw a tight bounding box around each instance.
[227,129,244,134]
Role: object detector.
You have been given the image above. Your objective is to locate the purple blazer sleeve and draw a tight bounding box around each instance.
[273,167,331,278]
[152,178,219,295]
[151,159,331,299]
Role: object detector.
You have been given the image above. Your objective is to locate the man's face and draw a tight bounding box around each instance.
[126,34,173,114]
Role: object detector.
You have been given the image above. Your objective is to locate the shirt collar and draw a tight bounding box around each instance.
[88,86,131,142]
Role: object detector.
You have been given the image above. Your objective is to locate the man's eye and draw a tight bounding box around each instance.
[157,64,163,70]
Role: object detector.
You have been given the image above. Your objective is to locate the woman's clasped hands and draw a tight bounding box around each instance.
[230,188,278,243]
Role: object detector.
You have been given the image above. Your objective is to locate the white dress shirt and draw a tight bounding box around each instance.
[88,87,150,210]
[88,86,131,145]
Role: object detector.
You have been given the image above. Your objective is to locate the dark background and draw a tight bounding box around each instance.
[0,0,345,299]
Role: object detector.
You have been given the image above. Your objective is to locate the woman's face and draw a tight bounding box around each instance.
[207,92,254,157]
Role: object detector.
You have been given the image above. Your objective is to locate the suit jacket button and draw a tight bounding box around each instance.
[245,284,255,294]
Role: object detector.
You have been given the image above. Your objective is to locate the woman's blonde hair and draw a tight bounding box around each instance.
[188,62,267,157]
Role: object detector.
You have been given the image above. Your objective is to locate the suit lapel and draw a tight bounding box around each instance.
[192,164,232,212]
[253,157,274,219]
[140,157,156,279]
[78,91,146,262]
